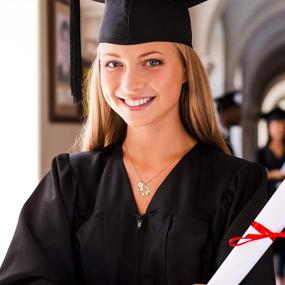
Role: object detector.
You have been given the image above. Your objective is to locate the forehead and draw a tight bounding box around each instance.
[98,41,179,57]
[269,119,285,124]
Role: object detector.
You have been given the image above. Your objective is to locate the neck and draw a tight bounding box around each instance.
[270,139,284,147]
[123,114,197,166]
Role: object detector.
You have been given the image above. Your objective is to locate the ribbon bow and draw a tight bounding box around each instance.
[229,221,285,247]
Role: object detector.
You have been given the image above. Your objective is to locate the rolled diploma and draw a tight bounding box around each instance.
[208,179,285,285]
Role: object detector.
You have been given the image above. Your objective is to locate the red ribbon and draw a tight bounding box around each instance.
[229,221,285,247]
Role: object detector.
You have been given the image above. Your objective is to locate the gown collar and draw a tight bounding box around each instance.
[115,140,201,215]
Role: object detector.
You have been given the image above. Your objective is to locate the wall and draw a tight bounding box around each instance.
[0,0,40,264]
[40,0,82,176]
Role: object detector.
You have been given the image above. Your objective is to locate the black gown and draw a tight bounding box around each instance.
[257,144,285,198]
[0,141,275,285]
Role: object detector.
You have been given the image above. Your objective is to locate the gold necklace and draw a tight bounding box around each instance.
[123,143,194,198]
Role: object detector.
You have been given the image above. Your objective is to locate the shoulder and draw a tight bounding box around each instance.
[198,142,261,173]
[50,142,120,188]
[198,142,267,195]
[68,142,119,171]
[48,143,121,218]
[51,142,119,168]
[198,144,268,236]
[203,143,268,207]
[48,143,120,184]
[257,145,267,155]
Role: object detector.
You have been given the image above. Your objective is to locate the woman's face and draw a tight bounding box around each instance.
[268,119,285,141]
[98,42,187,127]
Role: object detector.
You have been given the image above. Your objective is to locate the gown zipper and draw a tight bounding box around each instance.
[136,214,144,285]
[137,216,143,229]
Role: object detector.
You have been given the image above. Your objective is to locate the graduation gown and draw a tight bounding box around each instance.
[0,141,275,285]
[257,144,285,197]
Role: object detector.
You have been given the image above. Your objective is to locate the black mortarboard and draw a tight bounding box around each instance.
[260,107,285,123]
[214,90,242,113]
[70,0,207,104]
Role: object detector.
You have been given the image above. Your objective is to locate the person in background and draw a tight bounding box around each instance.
[257,107,285,196]
[215,90,242,155]
[257,107,285,285]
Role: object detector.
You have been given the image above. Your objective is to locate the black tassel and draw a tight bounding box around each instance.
[70,0,83,104]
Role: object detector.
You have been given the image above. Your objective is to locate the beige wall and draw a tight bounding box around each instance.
[40,0,81,177]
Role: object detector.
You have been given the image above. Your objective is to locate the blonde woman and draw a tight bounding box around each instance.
[0,0,275,284]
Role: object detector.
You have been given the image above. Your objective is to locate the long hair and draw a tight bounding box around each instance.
[72,43,231,155]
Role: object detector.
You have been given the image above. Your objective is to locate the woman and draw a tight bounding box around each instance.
[0,0,275,284]
[257,107,285,197]
[257,107,285,284]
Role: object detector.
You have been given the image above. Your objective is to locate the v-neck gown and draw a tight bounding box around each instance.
[0,141,275,285]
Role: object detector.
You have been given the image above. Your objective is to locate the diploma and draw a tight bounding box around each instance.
[207,179,285,285]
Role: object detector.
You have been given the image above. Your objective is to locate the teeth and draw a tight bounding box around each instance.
[124,97,152,107]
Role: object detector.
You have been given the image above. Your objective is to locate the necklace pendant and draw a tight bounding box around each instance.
[137,180,151,197]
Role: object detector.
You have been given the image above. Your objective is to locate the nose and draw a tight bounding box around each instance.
[120,66,145,93]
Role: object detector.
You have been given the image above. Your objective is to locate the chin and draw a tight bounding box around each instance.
[123,118,156,128]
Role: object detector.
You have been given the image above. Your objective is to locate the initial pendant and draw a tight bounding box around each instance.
[137,180,151,197]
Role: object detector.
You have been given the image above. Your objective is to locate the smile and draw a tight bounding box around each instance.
[118,96,156,111]
[120,97,155,107]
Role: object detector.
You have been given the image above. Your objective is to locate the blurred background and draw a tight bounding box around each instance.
[0,0,285,281]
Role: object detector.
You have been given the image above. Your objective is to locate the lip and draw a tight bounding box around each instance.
[119,96,156,111]
[118,96,155,101]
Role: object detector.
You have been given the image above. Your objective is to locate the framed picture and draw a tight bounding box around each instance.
[48,0,86,122]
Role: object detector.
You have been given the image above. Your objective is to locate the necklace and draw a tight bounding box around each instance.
[123,142,195,198]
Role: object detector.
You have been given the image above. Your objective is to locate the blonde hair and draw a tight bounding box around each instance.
[72,43,231,155]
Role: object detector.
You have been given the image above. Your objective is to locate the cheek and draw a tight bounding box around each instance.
[269,124,283,136]
[100,72,113,92]
[151,66,184,98]
[100,72,118,102]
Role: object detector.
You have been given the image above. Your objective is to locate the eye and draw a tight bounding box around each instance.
[145,59,162,67]
[104,61,122,68]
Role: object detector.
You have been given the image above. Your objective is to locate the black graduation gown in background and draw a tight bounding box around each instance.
[0,141,275,285]
[257,144,285,198]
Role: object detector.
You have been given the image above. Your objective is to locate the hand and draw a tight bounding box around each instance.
[267,169,285,180]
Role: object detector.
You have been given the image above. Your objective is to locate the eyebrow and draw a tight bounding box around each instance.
[100,51,165,58]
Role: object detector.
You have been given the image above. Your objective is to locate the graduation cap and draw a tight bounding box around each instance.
[70,0,207,104]
[214,90,242,113]
[260,107,285,123]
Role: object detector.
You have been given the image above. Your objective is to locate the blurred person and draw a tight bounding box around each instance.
[0,0,276,284]
[215,90,242,155]
[257,107,285,285]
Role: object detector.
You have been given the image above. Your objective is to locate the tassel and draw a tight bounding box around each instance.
[70,0,83,104]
